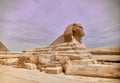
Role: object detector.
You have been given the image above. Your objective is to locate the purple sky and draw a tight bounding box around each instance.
[0,0,120,51]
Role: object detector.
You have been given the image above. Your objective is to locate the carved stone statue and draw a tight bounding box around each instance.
[50,23,85,46]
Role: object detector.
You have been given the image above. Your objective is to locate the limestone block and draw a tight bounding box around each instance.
[29,55,39,64]
[38,56,50,65]
[69,53,93,60]
[102,62,120,66]
[15,62,37,70]
[94,55,120,62]
[58,51,75,54]
[0,54,19,59]
[0,58,18,65]
[17,56,30,64]
[69,54,81,60]
[71,43,86,50]
[71,59,93,65]
[3,58,18,65]
[43,67,62,74]
[24,63,37,70]
[90,51,120,55]
[55,46,72,51]
[0,59,4,64]
[65,64,120,78]
[46,61,61,67]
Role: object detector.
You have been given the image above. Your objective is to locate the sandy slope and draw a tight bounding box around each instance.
[0,65,120,83]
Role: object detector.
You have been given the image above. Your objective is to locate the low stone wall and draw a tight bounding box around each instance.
[90,50,120,66]
[0,58,18,65]
[65,64,120,78]
[0,52,22,65]
[1,43,119,79]
[90,51,120,55]
[0,51,22,55]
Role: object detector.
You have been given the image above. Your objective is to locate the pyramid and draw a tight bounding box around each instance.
[0,41,9,52]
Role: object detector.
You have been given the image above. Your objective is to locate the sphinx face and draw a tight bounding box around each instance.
[72,24,85,43]
[72,24,85,37]
[63,23,85,43]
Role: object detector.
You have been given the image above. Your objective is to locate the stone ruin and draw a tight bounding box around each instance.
[1,23,119,78]
[16,23,97,73]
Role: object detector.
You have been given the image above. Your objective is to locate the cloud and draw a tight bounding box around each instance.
[0,0,120,51]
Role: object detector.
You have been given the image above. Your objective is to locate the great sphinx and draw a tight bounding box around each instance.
[50,23,85,46]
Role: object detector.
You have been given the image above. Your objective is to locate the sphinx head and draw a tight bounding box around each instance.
[63,23,85,43]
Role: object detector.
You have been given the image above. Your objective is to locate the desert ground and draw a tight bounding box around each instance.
[0,65,120,83]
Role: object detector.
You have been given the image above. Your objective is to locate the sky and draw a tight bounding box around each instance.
[0,0,120,51]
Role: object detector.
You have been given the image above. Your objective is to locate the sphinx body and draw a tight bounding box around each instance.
[50,23,85,46]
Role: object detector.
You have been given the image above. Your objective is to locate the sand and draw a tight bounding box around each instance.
[0,65,120,83]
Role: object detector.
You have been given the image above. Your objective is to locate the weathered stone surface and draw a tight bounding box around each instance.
[42,67,62,74]
[0,58,18,65]
[102,62,120,66]
[24,63,37,70]
[65,64,120,78]
[90,46,120,65]
[0,55,19,59]
[15,55,33,69]
[15,62,37,70]
[69,54,82,60]
[90,51,120,55]
[71,59,93,65]
[16,56,30,65]
[94,55,120,62]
